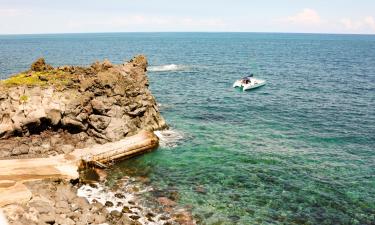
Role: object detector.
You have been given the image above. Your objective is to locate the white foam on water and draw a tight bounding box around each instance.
[148,64,188,72]
[0,209,9,225]
[154,129,185,148]
[77,179,169,225]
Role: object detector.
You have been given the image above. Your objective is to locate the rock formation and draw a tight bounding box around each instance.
[0,56,167,159]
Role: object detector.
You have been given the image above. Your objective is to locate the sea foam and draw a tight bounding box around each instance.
[154,129,185,148]
[0,209,8,225]
[148,64,187,72]
[77,179,170,225]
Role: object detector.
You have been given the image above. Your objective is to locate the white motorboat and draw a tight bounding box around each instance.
[233,75,266,91]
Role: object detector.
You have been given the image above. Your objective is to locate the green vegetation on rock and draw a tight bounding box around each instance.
[1,71,73,88]
[19,95,29,103]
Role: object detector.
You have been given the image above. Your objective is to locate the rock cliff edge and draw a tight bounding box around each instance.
[0,56,167,158]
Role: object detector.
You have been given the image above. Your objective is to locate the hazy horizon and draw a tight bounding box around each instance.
[1,0,375,35]
[1,31,375,36]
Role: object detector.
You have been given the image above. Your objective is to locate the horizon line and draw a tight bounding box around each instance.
[1,31,375,36]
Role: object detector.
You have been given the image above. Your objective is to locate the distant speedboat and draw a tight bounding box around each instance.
[233,75,266,91]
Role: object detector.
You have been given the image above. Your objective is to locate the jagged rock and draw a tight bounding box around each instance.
[46,109,61,126]
[30,58,53,72]
[39,213,55,224]
[28,197,54,214]
[72,197,90,211]
[11,144,29,155]
[61,117,87,132]
[59,144,74,154]
[0,55,167,158]
[90,99,106,115]
[93,214,107,224]
[88,114,111,131]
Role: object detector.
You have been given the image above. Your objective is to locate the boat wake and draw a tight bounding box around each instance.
[154,129,185,148]
[148,64,188,72]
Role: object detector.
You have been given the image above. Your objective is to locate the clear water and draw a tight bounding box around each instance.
[1,33,374,224]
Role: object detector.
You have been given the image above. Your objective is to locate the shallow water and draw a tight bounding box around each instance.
[1,33,375,224]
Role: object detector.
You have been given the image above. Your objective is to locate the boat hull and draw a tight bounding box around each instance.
[233,79,266,91]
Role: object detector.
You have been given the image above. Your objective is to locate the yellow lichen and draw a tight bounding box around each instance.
[0,70,75,88]
[19,95,29,103]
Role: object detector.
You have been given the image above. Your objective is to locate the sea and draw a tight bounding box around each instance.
[0,33,374,225]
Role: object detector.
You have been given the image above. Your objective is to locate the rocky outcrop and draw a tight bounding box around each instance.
[0,56,167,158]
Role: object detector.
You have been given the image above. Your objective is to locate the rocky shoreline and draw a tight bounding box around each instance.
[0,57,195,225]
[0,56,167,159]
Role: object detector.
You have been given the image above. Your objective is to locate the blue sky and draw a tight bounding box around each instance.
[0,0,375,34]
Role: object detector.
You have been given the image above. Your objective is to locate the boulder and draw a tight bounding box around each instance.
[91,99,106,115]
[30,58,53,72]
[88,115,111,131]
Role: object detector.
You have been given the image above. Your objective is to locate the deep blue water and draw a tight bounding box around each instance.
[1,33,375,224]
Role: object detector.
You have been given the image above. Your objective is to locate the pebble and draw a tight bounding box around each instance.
[129,215,141,220]
[110,210,122,218]
[115,193,125,198]
[122,206,132,213]
[104,201,114,207]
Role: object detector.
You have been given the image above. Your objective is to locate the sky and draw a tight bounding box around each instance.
[0,0,375,34]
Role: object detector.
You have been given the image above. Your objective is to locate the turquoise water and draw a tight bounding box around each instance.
[1,33,375,224]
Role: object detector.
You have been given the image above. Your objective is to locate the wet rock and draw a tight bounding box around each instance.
[146,212,156,222]
[169,190,179,201]
[159,215,170,220]
[195,185,207,194]
[129,215,141,220]
[110,210,122,218]
[122,206,132,213]
[173,210,195,225]
[90,202,104,213]
[116,202,123,207]
[89,183,98,188]
[115,193,125,199]
[137,176,151,184]
[157,197,177,207]
[131,186,140,192]
[104,201,114,207]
